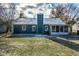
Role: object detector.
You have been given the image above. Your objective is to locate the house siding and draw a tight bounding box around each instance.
[13,25,37,34]
[13,24,69,35]
[26,25,37,34]
[13,25,23,34]
[12,13,69,35]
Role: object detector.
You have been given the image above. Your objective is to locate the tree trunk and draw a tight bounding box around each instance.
[6,21,12,34]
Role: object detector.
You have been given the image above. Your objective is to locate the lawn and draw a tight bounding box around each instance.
[0,37,79,56]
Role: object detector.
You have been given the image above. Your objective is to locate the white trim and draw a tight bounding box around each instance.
[63,25,64,32]
[50,25,52,35]
[51,32,69,35]
[59,26,60,32]
[50,25,69,35]
[11,24,14,34]
[54,25,56,32]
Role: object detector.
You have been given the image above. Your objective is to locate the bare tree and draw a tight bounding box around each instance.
[50,4,67,19]
[0,3,19,33]
[50,3,79,33]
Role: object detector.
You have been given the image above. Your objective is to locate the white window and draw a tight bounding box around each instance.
[45,25,49,31]
[32,25,36,32]
[22,25,26,31]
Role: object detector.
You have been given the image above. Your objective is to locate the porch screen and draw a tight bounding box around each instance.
[56,26,59,32]
[64,26,68,32]
[60,26,63,32]
[52,26,56,32]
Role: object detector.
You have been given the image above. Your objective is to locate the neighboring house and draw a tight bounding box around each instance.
[11,13,69,35]
[0,24,7,33]
[72,20,79,35]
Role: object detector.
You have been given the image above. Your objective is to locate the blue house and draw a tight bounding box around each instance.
[11,13,69,35]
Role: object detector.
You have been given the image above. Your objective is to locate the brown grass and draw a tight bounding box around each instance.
[0,37,79,56]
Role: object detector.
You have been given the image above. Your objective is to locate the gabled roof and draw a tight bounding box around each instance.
[13,18,66,25]
[44,18,66,25]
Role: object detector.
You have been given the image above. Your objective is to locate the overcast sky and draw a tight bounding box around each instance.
[15,3,79,18]
[15,3,54,18]
[1,3,79,18]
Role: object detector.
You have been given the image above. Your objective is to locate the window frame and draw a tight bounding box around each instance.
[44,25,49,32]
[32,25,36,32]
[22,25,26,31]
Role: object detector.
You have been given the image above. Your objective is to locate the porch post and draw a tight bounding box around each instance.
[50,25,52,35]
[11,24,14,34]
[55,25,56,32]
[63,26,64,32]
[59,26,60,32]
